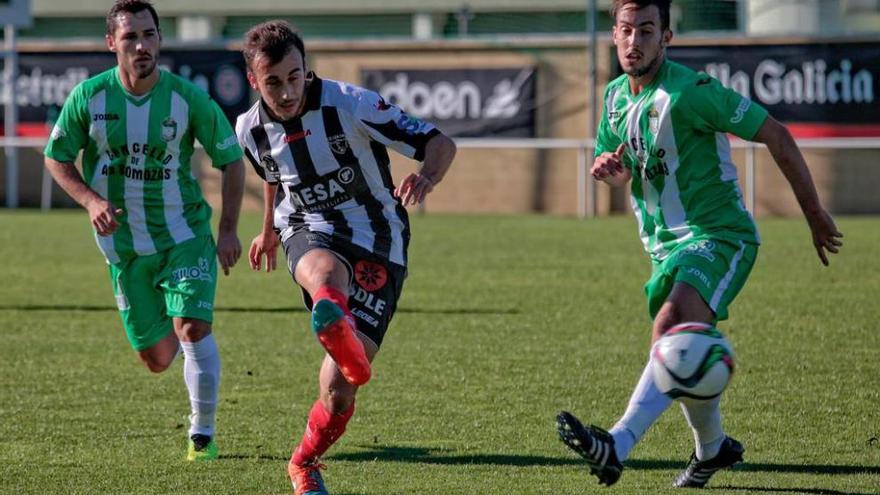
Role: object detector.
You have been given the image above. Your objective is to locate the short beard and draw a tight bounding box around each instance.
[135,60,157,79]
[626,52,663,78]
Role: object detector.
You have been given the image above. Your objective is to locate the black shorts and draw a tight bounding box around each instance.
[282,230,406,348]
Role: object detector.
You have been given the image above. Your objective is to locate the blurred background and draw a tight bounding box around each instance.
[2,0,879,217]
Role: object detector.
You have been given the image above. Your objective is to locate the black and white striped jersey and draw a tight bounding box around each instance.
[235,73,440,267]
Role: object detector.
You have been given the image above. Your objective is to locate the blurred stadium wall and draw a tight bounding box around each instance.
[1,0,879,215]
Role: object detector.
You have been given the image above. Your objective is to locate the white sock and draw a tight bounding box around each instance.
[680,397,725,460]
[609,355,673,461]
[181,334,220,438]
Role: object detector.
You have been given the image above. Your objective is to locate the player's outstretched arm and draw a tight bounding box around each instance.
[249,182,279,273]
[591,142,632,187]
[752,117,843,266]
[44,156,123,236]
[217,159,245,275]
[394,133,456,206]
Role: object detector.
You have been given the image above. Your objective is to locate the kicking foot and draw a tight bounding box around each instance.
[312,299,371,386]
[556,411,623,486]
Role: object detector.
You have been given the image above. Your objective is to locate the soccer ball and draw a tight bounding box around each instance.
[651,322,735,401]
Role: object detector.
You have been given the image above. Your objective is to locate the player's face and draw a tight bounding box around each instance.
[248,49,307,121]
[106,10,161,80]
[613,5,672,79]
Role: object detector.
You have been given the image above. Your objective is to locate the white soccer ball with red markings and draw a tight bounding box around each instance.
[651,322,735,401]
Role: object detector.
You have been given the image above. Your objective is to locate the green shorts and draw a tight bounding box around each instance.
[108,235,218,351]
[645,237,758,322]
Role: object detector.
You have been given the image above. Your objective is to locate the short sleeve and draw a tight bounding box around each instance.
[594,84,625,157]
[191,93,244,169]
[43,84,90,163]
[686,75,769,140]
[353,89,440,161]
[235,114,277,184]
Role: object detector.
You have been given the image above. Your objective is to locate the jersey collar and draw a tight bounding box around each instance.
[302,72,323,112]
[625,58,668,99]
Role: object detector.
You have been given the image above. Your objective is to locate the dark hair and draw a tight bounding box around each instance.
[106,0,160,36]
[611,0,672,31]
[243,20,306,71]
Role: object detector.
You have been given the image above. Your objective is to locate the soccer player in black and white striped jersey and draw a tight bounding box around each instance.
[234,21,456,495]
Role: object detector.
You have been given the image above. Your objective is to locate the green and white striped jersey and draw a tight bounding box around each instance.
[45,68,243,264]
[597,60,768,262]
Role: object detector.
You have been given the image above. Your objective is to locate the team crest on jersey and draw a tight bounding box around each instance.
[328,134,350,155]
[648,107,661,135]
[161,117,178,142]
[261,154,281,181]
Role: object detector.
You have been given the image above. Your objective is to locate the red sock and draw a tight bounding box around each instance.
[314,285,353,321]
[292,400,355,466]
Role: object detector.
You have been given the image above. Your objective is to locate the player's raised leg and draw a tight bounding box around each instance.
[295,249,371,386]
[289,335,379,495]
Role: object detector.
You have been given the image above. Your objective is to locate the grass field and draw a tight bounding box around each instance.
[1,211,878,495]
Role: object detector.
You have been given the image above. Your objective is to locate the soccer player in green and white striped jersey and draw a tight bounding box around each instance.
[43,0,245,461]
[557,0,843,488]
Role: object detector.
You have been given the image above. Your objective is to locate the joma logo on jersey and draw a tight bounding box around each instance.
[93,113,120,121]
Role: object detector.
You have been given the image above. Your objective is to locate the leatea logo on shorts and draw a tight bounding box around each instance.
[354,260,388,292]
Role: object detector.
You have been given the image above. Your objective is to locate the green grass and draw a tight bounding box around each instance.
[1,211,878,495]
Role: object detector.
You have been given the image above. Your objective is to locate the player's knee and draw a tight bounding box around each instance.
[321,387,355,415]
[140,353,173,373]
[176,318,211,342]
[653,305,683,339]
[297,251,346,289]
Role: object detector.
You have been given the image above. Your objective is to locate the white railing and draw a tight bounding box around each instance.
[3,136,880,216]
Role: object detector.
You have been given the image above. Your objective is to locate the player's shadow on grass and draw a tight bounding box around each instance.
[628,459,879,495]
[329,444,582,466]
[710,486,876,495]
[1,304,519,315]
[627,458,880,476]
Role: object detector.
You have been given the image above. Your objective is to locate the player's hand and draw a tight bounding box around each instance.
[216,230,242,276]
[85,197,123,237]
[394,172,435,206]
[249,231,280,273]
[591,143,631,182]
[806,208,843,266]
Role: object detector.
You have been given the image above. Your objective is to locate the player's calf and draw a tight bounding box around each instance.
[312,299,371,386]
